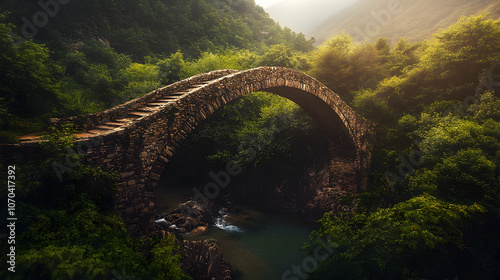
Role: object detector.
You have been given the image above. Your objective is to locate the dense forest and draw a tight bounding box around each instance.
[0,0,499,279]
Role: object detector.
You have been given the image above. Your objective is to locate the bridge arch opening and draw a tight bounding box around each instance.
[140,67,371,221]
[153,90,331,215]
[145,67,369,194]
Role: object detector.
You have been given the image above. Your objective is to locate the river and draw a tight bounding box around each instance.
[154,176,316,280]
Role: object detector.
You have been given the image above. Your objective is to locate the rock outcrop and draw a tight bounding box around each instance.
[154,202,233,280]
[155,200,220,233]
[181,239,232,280]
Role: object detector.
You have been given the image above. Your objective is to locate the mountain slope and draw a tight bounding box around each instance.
[311,0,500,44]
[1,0,314,60]
[0,0,317,125]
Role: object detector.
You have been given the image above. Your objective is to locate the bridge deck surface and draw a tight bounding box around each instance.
[20,81,211,142]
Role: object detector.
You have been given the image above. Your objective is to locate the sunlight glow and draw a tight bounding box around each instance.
[254,0,283,8]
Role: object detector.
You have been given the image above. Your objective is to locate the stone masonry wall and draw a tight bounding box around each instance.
[0,67,372,237]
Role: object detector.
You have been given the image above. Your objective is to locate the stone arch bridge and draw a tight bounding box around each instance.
[3,67,372,236]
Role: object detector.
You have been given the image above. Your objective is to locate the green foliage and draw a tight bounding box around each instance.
[305,194,486,279]
[57,40,134,112]
[148,235,191,280]
[421,14,500,82]
[0,20,64,118]
[404,107,500,208]
[309,33,390,102]
[308,15,500,279]
[469,91,500,122]
[119,63,161,100]
[16,245,112,280]
[388,38,422,76]
[410,148,497,206]
[417,118,499,164]
[257,44,303,70]
[180,48,256,78]
[370,15,500,116]
[352,89,393,123]
[0,0,313,60]
[0,126,188,280]
[186,92,321,173]
[42,124,77,156]
[152,51,186,84]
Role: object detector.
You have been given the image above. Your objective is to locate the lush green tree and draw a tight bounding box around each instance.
[0,21,63,117]
[409,148,498,207]
[152,51,186,85]
[403,101,500,207]
[352,89,393,124]
[412,115,499,165]
[257,44,301,69]
[310,33,389,102]
[180,48,256,78]
[16,245,113,280]
[309,33,353,96]
[304,194,486,280]
[469,91,500,122]
[387,38,422,76]
[1,0,314,60]
[420,15,500,85]
[148,236,191,280]
[119,63,160,99]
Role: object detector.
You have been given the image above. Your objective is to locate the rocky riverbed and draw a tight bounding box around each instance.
[153,199,233,279]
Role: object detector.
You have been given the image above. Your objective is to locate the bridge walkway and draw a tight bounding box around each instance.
[18,80,217,142]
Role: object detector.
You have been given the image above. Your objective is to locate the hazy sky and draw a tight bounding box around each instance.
[254,0,282,8]
[256,0,358,34]
[255,0,356,9]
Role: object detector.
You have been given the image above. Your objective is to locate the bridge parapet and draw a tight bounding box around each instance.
[49,69,239,132]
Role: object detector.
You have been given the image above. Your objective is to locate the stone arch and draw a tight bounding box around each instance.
[6,67,372,235]
[145,67,371,197]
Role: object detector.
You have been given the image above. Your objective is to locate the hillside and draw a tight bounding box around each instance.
[1,0,314,60]
[311,0,500,44]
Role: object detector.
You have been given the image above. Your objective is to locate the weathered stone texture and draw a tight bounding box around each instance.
[0,67,372,237]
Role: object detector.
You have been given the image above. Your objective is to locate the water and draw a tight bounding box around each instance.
[154,176,316,279]
[184,206,315,280]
